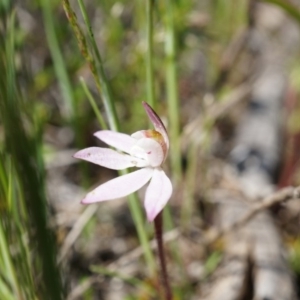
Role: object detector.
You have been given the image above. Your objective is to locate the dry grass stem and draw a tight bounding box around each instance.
[206,185,300,245]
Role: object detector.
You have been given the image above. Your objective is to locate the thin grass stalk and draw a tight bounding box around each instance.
[146,0,155,109]
[40,0,90,186]
[79,77,107,130]
[165,0,182,183]
[40,0,75,118]
[62,0,110,140]
[62,0,104,121]
[77,0,119,131]
[63,0,155,273]
[63,0,117,130]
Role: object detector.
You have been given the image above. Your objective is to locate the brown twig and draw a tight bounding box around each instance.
[206,185,300,245]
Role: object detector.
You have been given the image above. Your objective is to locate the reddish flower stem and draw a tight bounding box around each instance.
[154,211,173,300]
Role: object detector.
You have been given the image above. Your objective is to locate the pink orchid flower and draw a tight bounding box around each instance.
[74,102,172,221]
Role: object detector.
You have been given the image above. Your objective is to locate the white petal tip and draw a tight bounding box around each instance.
[73,152,80,159]
[73,149,87,159]
[147,215,155,222]
[144,168,172,223]
[146,209,160,222]
[80,199,89,205]
[93,131,101,137]
[81,193,98,204]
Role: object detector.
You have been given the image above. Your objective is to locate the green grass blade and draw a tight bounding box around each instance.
[40,0,75,118]
[0,222,20,298]
[0,279,15,300]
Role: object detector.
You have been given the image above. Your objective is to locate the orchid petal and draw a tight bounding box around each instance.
[144,168,172,222]
[142,101,169,149]
[131,138,164,167]
[94,130,136,154]
[74,147,148,169]
[82,168,154,204]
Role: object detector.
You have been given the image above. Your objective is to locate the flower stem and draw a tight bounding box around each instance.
[154,212,173,300]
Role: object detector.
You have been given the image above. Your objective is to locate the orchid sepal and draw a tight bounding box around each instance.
[142,101,169,150]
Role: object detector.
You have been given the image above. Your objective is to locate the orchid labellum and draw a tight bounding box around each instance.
[74,102,172,221]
